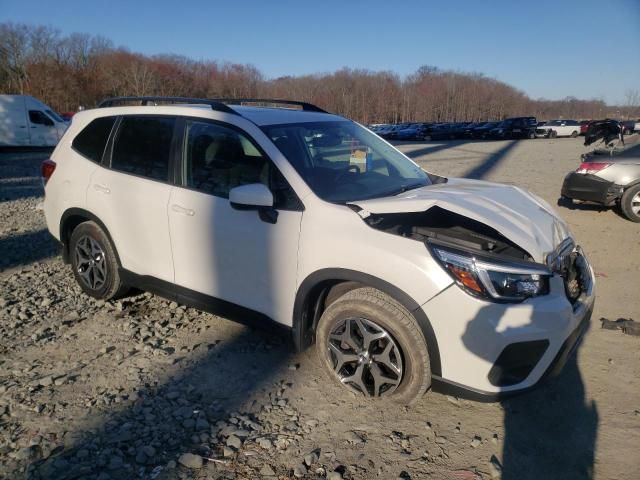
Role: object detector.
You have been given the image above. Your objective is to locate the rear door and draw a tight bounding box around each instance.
[86,115,176,283]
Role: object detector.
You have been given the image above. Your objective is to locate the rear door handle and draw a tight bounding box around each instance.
[171,204,195,216]
[93,184,110,194]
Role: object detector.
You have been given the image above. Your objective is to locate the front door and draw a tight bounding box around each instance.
[28,110,58,146]
[168,119,303,324]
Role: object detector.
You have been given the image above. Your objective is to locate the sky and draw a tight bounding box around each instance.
[1,0,639,105]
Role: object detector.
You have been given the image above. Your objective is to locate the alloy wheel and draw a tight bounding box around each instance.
[632,191,640,216]
[328,317,403,397]
[75,235,107,290]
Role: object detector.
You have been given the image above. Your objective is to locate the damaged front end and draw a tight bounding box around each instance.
[357,206,553,303]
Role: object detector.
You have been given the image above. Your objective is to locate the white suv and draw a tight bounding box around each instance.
[42,97,595,404]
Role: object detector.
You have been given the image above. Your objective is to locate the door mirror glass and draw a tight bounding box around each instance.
[229,183,273,209]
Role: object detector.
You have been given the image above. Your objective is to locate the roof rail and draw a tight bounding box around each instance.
[211,98,328,113]
[97,96,238,115]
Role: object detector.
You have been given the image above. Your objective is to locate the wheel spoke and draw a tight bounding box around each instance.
[341,363,368,395]
[369,362,400,397]
[372,341,402,376]
[328,342,359,372]
[354,318,387,349]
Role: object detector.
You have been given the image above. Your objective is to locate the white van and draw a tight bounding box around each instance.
[0,95,68,147]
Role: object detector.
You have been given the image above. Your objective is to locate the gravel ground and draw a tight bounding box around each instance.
[0,137,639,480]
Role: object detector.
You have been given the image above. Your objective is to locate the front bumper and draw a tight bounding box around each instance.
[561,172,622,206]
[423,245,595,400]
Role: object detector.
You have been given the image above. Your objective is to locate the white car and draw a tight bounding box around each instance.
[42,97,595,404]
[535,119,581,138]
[0,95,69,147]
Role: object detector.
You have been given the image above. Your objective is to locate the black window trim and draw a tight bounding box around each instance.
[174,116,304,212]
[70,115,118,165]
[103,114,181,186]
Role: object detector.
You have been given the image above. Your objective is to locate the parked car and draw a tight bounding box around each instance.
[393,125,424,141]
[489,117,537,139]
[60,112,76,122]
[43,96,594,403]
[561,141,640,222]
[470,121,500,139]
[621,120,636,135]
[0,95,69,147]
[536,120,581,138]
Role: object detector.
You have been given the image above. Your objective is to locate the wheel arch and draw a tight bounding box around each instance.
[59,208,121,266]
[293,268,442,376]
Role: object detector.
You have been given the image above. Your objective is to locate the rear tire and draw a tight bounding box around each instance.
[316,287,431,405]
[620,184,640,222]
[69,221,129,300]
[571,131,578,138]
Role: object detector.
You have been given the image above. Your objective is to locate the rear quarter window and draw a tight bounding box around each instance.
[72,116,117,163]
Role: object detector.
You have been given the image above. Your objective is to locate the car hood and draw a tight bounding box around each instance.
[349,178,571,263]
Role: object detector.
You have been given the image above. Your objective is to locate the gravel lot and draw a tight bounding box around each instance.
[1,137,639,480]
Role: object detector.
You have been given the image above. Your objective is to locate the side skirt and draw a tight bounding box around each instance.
[119,269,292,338]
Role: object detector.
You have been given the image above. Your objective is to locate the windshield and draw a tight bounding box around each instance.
[262,121,430,203]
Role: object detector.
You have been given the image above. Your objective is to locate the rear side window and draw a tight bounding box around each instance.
[111,116,175,182]
[72,116,116,163]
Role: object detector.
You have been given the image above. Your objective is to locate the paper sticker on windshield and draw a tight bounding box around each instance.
[350,150,371,172]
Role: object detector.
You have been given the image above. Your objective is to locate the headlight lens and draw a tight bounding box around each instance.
[431,245,551,303]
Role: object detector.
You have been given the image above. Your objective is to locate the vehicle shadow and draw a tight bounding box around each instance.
[460,303,598,479]
[0,229,59,271]
[462,140,518,179]
[31,326,292,479]
[557,196,630,221]
[400,139,475,160]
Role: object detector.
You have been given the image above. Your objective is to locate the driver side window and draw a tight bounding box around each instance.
[29,110,53,126]
[183,120,301,209]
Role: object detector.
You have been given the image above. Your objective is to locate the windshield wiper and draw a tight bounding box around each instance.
[383,182,427,197]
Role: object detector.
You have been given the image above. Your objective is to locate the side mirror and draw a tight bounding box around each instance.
[44,117,54,127]
[229,183,274,209]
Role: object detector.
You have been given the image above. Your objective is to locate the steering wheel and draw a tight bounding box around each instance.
[334,164,361,183]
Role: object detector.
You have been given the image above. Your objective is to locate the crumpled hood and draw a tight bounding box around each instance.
[350,178,571,263]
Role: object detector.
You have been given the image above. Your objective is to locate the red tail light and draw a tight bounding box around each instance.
[576,162,610,174]
[41,159,57,185]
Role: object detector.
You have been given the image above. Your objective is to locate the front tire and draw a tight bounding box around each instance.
[316,287,431,405]
[69,221,128,299]
[620,184,640,222]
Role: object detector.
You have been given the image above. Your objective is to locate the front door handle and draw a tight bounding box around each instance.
[93,184,110,194]
[171,204,195,216]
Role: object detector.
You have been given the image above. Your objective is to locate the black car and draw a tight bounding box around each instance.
[489,117,537,139]
[470,121,500,139]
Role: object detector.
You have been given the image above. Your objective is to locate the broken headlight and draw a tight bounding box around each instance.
[431,245,551,303]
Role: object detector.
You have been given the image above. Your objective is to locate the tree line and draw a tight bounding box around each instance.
[1,22,638,123]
